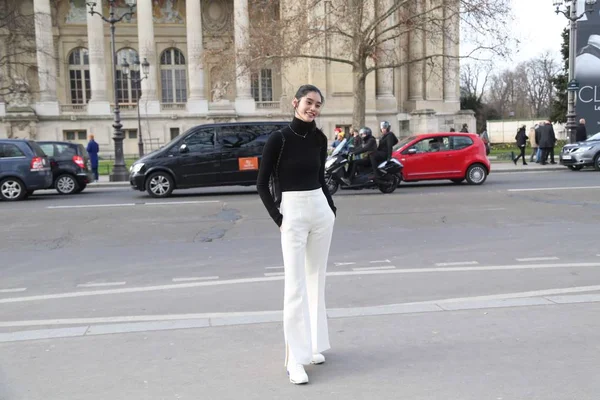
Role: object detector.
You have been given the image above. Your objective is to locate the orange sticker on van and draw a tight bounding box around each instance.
[238,157,259,171]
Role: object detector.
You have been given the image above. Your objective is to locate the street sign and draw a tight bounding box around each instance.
[567,79,580,91]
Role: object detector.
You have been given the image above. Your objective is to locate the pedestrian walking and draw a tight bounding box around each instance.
[512,125,528,165]
[576,118,588,142]
[460,123,469,133]
[539,120,556,165]
[256,84,336,385]
[86,134,99,181]
[528,124,538,162]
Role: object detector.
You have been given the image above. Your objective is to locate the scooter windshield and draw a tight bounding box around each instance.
[331,138,347,156]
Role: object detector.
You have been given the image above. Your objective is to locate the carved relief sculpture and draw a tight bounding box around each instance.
[211,81,229,102]
[6,77,32,109]
[202,0,232,35]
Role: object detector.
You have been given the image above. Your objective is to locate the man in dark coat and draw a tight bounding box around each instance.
[539,121,556,165]
[86,134,100,181]
[370,121,398,177]
[576,118,588,142]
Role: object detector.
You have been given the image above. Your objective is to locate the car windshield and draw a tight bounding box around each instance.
[586,132,600,141]
[331,138,347,156]
[393,136,417,151]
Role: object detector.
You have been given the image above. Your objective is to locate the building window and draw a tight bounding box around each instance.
[170,127,180,141]
[116,48,142,104]
[64,130,87,141]
[160,48,187,103]
[251,69,273,102]
[68,48,91,104]
[125,129,138,139]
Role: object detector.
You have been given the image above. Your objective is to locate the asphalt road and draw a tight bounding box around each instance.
[1,168,600,399]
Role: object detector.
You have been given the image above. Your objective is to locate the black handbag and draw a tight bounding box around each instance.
[269,131,285,207]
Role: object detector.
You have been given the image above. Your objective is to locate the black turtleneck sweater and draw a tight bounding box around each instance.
[257,117,336,227]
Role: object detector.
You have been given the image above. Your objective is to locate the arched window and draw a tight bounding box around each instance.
[68,48,91,104]
[160,48,187,103]
[116,48,142,104]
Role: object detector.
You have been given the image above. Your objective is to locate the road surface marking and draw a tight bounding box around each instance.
[334,262,356,266]
[370,259,391,264]
[4,285,600,342]
[0,288,26,294]
[353,266,396,271]
[3,262,600,305]
[48,203,136,209]
[146,201,220,206]
[172,276,219,283]
[264,266,284,270]
[76,282,127,288]
[264,272,285,277]
[508,186,600,192]
[516,257,559,262]
[435,261,479,267]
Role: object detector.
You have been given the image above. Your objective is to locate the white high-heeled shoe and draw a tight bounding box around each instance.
[311,353,325,365]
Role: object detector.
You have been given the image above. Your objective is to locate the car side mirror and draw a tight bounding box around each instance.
[407,148,417,155]
[179,144,189,154]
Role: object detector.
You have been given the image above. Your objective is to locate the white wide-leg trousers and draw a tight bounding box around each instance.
[280,188,335,366]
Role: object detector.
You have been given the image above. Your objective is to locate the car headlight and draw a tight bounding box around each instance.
[325,158,335,169]
[574,146,593,153]
[130,163,144,173]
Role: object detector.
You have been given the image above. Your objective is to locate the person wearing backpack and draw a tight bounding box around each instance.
[370,121,398,177]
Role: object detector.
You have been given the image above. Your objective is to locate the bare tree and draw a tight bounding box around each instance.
[522,52,559,118]
[235,0,512,128]
[460,62,491,102]
[485,68,529,119]
[0,0,43,99]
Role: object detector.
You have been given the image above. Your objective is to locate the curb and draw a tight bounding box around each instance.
[89,165,567,188]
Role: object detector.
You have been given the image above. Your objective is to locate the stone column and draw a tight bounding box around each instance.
[443,0,459,103]
[137,0,160,114]
[376,0,397,111]
[233,0,255,113]
[186,0,208,113]
[408,0,424,103]
[33,0,59,115]
[86,0,111,115]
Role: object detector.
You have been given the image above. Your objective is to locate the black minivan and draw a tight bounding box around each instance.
[129,121,288,198]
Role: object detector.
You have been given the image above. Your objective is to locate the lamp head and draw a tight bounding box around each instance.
[141,58,150,77]
[121,57,130,78]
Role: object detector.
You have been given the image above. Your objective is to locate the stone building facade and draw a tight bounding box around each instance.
[0,0,474,157]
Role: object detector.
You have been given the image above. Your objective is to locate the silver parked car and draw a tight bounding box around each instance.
[560,132,600,171]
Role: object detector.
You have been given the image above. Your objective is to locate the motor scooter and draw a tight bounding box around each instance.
[324,139,403,195]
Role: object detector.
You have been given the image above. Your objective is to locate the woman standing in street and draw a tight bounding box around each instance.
[256,84,337,385]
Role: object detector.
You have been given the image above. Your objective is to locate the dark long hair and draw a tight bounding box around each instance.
[294,84,325,105]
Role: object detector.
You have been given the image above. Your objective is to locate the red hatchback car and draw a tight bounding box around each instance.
[391,132,491,185]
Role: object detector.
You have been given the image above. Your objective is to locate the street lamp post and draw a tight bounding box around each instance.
[87,0,136,182]
[121,57,150,158]
[554,0,597,144]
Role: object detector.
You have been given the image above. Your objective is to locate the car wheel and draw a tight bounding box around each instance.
[326,176,339,195]
[146,171,174,198]
[451,179,465,184]
[378,175,399,194]
[567,165,583,171]
[74,183,87,194]
[55,174,79,195]
[465,164,487,185]
[0,177,26,201]
[594,154,600,171]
